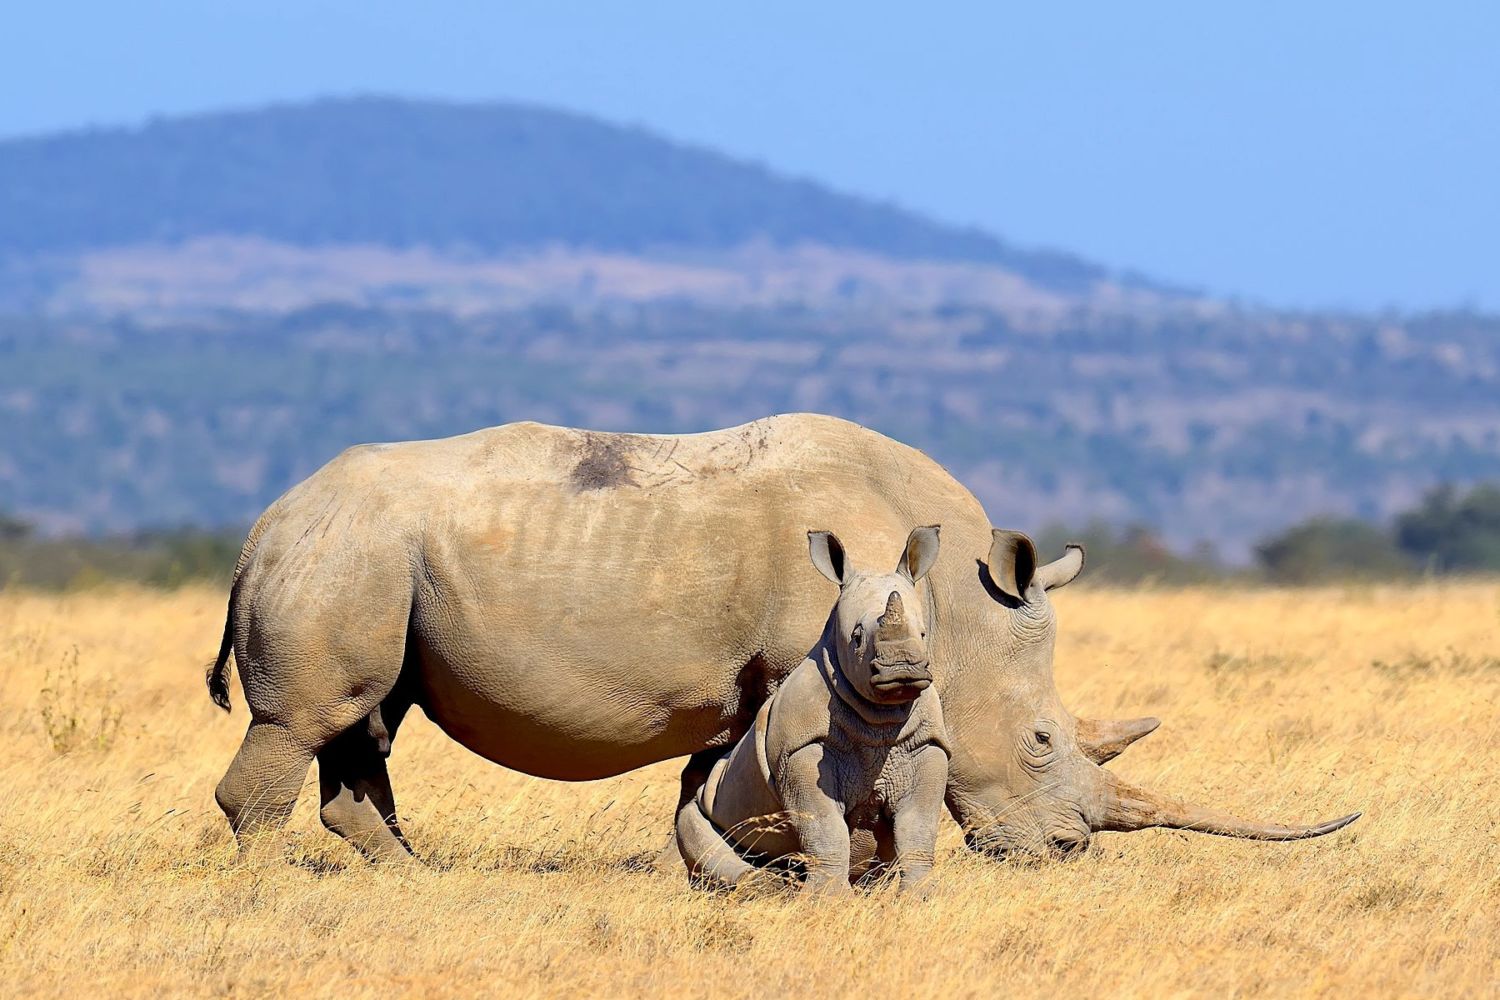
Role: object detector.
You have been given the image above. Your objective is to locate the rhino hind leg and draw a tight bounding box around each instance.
[215,577,415,859]
[214,721,317,851]
[317,706,413,863]
[316,731,411,863]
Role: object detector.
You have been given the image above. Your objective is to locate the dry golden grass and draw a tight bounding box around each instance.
[1,583,1497,998]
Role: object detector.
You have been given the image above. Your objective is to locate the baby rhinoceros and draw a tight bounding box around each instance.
[676,525,949,896]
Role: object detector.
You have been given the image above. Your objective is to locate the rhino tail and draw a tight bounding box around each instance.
[206,503,283,713]
[674,798,757,891]
[205,590,235,712]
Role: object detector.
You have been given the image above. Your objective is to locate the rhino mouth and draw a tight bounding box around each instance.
[962,826,1075,863]
[869,669,932,701]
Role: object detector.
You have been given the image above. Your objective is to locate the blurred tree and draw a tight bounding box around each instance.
[0,511,32,541]
[0,523,243,590]
[1254,517,1411,584]
[1394,484,1500,572]
[136,529,242,588]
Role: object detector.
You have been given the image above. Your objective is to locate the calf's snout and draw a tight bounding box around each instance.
[870,639,933,697]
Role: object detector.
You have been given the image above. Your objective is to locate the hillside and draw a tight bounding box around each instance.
[5,304,1499,558]
[2,97,1497,557]
[0,97,1107,293]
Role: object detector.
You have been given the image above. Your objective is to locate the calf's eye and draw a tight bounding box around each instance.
[851,624,864,648]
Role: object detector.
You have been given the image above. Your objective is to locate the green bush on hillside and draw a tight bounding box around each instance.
[0,522,241,590]
[1395,484,1500,573]
[1254,517,1411,584]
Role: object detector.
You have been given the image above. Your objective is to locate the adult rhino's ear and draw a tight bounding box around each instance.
[987,529,1038,600]
[898,525,941,583]
[1035,544,1085,591]
[808,530,850,586]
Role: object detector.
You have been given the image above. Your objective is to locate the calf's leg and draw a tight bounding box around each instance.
[779,744,853,897]
[655,749,723,872]
[890,745,949,895]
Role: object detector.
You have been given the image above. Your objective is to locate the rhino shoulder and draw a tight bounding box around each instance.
[901,688,953,759]
[761,656,837,779]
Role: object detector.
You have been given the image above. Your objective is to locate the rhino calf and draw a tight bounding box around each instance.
[676,525,949,896]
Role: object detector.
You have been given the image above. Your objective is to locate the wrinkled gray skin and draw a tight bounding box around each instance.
[677,526,949,896]
[207,414,1358,864]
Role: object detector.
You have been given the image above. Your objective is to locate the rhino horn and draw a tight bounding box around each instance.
[1077,716,1160,764]
[876,591,907,639]
[1093,770,1361,840]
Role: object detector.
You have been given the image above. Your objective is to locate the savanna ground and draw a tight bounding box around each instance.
[1,583,1496,998]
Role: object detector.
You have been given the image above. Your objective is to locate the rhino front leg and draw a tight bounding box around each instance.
[780,744,853,896]
[890,745,949,896]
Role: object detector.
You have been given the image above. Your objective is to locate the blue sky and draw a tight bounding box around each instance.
[3,1,1495,310]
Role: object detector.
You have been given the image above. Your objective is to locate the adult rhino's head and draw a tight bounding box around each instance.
[944,529,1360,860]
[809,525,941,705]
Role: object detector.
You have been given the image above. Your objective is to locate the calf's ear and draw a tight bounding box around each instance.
[987,529,1038,599]
[898,525,941,583]
[808,530,850,585]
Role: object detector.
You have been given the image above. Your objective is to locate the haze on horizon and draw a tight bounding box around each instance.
[2,0,1496,312]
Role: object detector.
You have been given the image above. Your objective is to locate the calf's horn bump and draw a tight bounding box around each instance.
[876,591,906,637]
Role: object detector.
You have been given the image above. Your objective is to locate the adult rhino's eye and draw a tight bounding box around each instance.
[1035,731,1051,746]
[851,624,864,648]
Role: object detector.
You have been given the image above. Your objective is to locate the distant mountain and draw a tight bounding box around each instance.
[5,303,1500,559]
[4,97,1496,558]
[0,96,1108,293]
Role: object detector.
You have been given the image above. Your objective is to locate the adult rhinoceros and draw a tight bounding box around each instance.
[207,414,1357,862]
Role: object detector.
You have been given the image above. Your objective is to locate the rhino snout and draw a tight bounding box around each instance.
[869,653,933,699]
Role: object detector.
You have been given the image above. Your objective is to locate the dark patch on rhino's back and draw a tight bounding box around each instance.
[570,432,639,491]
